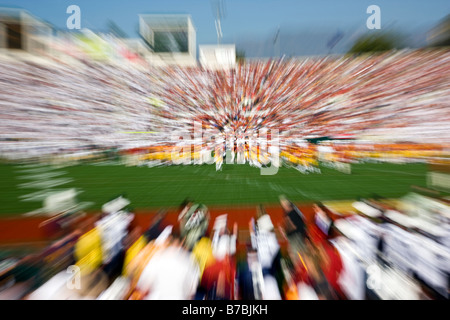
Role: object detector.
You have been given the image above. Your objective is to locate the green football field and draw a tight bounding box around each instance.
[0,161,431,216]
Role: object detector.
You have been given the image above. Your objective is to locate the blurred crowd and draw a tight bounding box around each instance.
[126,140,447,174]
[0,192,449,300]
[0,48,449,162]
[0,46,449,300]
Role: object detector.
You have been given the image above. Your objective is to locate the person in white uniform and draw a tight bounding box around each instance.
[136,238,200,300]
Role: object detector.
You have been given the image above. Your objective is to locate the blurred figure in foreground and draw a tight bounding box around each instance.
[135,235,200,300]
[279,195,308,256]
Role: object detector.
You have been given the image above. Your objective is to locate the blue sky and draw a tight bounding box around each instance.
[1,0,449,54]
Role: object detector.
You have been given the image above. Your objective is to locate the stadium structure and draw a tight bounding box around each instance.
[199,44,236,70]
[139,14,197,67]
[0,7,53,55]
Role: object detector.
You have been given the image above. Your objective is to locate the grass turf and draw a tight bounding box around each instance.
[0,162,430,216]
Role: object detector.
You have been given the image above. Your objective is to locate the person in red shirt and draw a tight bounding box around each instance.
[315,239,346,299]
[309,204,346,299]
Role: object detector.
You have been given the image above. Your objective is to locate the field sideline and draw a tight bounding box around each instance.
[0,162,430,216]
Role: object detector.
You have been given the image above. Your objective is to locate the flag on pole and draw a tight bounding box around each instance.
[327,30,344,50]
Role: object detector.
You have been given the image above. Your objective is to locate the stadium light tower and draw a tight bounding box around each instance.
[211,0,226,45]
[273,26,280,58]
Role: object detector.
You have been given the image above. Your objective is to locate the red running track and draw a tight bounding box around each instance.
[0,203,317,247]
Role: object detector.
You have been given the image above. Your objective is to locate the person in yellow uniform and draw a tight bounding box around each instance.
[191,237,216,279]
